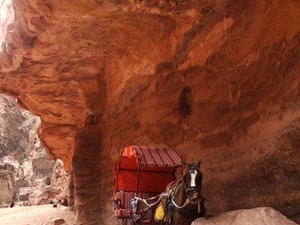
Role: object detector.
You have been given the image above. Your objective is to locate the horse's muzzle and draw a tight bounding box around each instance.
[186,188,200,202]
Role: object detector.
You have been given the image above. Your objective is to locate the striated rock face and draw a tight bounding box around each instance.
[0,0,300,224]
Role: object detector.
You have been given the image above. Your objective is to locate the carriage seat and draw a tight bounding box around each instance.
[112,191,157,219]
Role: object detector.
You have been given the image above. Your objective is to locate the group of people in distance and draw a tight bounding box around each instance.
[49,198,68,207]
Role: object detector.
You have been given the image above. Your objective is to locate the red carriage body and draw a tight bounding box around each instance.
[112,145,183,224]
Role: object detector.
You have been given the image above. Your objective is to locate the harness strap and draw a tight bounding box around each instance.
[171,197,190,209]
[132,166,206,224]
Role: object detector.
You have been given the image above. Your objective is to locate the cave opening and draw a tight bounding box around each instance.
[0,94,71,222]
[0,0,14,52]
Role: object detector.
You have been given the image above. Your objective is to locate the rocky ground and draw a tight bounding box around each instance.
[0,204,74,225]
[0,205,298,225]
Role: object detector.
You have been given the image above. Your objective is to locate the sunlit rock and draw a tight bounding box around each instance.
[192,207,298,225]
[0,0,14,51]
[0,95,68,207]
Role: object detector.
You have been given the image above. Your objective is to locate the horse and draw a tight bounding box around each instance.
[132,160,206,225]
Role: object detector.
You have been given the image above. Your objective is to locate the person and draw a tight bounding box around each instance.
[10,202,14,208]
[62,198,68,206]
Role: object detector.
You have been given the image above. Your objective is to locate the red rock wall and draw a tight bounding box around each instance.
[0,0,299,224]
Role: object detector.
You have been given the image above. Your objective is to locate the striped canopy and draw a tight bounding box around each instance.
[114,145,182,193]
[126,145,182,167]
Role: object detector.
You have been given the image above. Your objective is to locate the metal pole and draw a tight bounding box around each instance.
[135,165,140,196]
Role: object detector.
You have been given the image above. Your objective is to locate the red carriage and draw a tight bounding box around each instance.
[112,145,206,225]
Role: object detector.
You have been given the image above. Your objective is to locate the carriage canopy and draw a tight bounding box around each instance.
[114,145,182,193]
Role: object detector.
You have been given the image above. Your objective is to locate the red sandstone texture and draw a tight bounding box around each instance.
[0,0,300,224]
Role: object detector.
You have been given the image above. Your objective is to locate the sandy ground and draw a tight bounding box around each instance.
[0,204,75,225]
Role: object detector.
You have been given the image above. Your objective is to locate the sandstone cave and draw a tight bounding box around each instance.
[0,0,299,225]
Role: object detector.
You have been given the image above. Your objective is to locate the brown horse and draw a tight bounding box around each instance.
[132,160,206,225]
[170,160,206,225]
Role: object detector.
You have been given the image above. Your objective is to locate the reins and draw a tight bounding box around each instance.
[134,166,201,210]
[170,181,191,209]
[132,164,205,224]
[132,180,178,209]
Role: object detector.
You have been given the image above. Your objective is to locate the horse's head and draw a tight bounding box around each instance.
[182,160,202,203]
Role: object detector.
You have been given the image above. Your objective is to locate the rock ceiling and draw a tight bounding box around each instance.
[0,0,300,224]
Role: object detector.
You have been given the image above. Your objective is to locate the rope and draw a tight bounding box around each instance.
[172,198,190,209]
[134,179,179,208]
[133,192,168,208]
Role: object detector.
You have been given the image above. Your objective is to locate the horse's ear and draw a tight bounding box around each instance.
[196,160,201,168]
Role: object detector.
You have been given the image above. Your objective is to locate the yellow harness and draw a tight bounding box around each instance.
[154,180,182,223]
[154,203,165,221]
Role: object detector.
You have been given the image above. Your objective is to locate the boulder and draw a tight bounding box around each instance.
[192,207,298,225]
[44,217,66,225]
[52,218,65,225]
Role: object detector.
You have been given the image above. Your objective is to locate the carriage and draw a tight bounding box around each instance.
[112,145,206,225]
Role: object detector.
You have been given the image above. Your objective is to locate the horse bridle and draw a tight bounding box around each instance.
[170,164,202,209]
[183,165,202,203]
